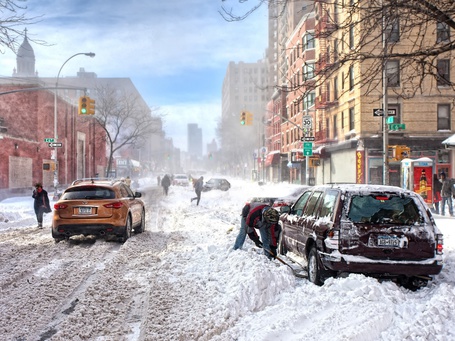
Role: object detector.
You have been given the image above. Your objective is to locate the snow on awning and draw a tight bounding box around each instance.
[442,134,455,148]
[265,151,281,166]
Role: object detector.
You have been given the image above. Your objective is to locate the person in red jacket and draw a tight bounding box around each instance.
[246,203,281,259]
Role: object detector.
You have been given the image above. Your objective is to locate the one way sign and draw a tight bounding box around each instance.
[373,108,396,116]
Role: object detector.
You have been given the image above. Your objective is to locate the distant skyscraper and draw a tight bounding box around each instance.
[188,123,202,158]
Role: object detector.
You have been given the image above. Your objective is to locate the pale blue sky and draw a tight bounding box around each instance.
[1,0,268,152]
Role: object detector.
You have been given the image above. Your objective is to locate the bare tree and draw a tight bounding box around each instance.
[93,85,161,177]
[0,0,45,53]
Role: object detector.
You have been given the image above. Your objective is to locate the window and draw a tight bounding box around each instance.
[349,65,354,90]
[326,82,331,102]
[333,115,337,139]
[303,31,315,50]
[319,190,338,220]
[386,60,400,87]
[303,62,315,80]
[341,111,345,129]
[437,104,451,130]
[349,107,355,131]
[349,25,355,49]
[303,191,323,216]
[437,22,450,43]
[437,59,450,86]
[385,18,400,43]
[333,76,338,100]
[293,191,312,216]
[304,92,315,110]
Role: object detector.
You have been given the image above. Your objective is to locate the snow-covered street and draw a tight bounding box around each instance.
[0,178,454,341]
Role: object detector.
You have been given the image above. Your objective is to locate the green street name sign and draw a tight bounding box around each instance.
[303,142,313,156]
[388,123,406,131]
[44,138,55,143]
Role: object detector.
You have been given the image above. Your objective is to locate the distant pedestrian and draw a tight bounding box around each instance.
[440,172,454,216]
[433,173,442,214]
[161,174,171,196]
[191,176,204,205]
[32,183,51,228]
[157,175,161,186]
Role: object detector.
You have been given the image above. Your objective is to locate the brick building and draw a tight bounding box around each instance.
[0,34,106,199]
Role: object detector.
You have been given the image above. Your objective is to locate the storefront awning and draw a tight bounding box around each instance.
[442,134,455,148]
[265,151,281,167]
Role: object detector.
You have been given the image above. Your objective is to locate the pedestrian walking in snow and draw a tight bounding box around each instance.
[440,172,455,216]
[191,176,204,205]
[433,173,442,214]
[161,174,171,196]
[32,183,51,228]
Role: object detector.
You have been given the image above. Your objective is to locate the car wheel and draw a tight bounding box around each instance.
[135,210,146,234]
[121,216,132,242]
[307,247,323,286]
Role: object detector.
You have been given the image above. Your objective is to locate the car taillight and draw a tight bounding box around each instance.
[436,234,444,255]
[325,230,339,250]
[104,202,124,209]
[54,203,67,210]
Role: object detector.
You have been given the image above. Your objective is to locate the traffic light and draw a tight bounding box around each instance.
[240,111,247,125]
[388,145,411,162]
[88,97,96,115]
[78,96,88,115]
[240,111,253,125]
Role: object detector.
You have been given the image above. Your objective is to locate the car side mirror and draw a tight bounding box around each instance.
[134,192,142,198]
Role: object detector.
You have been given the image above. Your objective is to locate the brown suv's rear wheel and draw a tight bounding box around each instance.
[308,247,323,285]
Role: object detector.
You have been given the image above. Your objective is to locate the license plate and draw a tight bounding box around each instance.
[377,235,400,247]
[78,207,92,215]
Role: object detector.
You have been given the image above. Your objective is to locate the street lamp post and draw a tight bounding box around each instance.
[53,52,95,199]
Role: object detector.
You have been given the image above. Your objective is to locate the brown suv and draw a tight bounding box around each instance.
[52,178,145,243]
[279,184,444,290]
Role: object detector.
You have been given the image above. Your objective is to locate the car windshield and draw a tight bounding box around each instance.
[347,194,422,225]
[62,186,115,200]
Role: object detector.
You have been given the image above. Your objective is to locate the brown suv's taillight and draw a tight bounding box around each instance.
[436,234,444,255]
[54,203,67,210]
[104,202,124,209]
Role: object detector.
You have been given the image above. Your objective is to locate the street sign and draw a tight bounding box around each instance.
[303,142,313,156]
[300,136,315,141]
[388,123,406,131]
[373,109,397,116]
[44,138,55,143]
[302,115,313,128]
[48,142,63,148]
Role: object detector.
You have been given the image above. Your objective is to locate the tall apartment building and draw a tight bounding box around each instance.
[264,1,455,186]
[187,123,202,158]
[221,60,269,178]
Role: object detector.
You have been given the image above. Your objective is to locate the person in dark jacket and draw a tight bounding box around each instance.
[433,173,442,214]
[440,172,454,216]
[161,174,171,196]
[32,183,51,228]
[191,176,204,205]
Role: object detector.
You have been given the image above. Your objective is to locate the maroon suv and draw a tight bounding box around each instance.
[279,184,444,290]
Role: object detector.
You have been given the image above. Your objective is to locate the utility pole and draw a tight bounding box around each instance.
[382,4,390,186]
